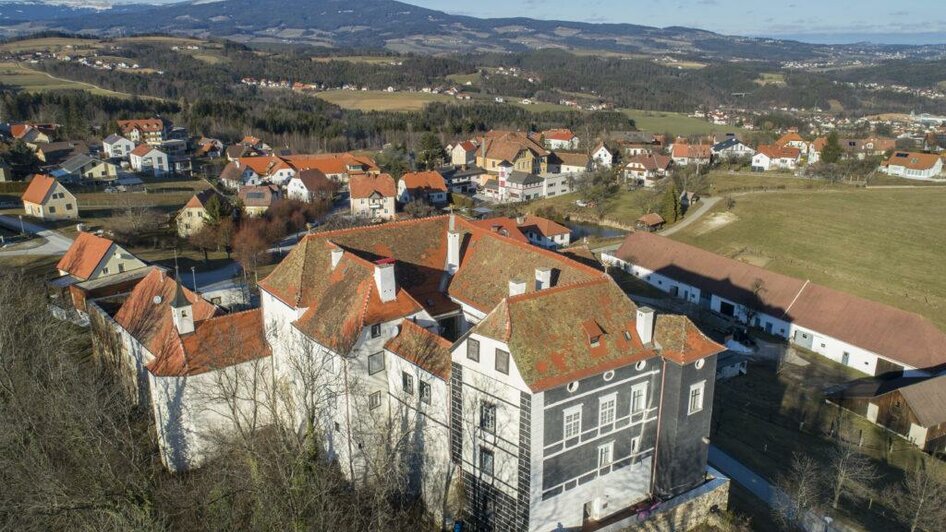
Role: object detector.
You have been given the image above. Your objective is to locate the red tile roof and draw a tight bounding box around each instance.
[283,152,379,176]
[117,118,164,134]
[349,173,396,199]
[401,171,447,193]
[543,128,576,142]
[883,151,942,171]
[776,132,805,146]
[672,143,711,159]
[131,144,156,157]
[626,154,672,171]
[757,144,801,160]
[385,319,453,380]
[157,309,272,377]
[518,214,570,237]
[21,174,58,205]
[56,232,114,280]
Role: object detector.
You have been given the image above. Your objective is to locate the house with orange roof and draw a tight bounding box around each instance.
[252,215,723,530]
[349,173,396,220]
[56,232,146,282]
[129,144,169,176]
[624,154,673,187]
[881,151,943,180]
[541,128,580,150]
[176,189,227,237]
[751,144,801,171]
[117,118,167,146]
[450,139,478,166]
[473,214,572,249]
[10,122,56,144]
[670,140,712,167]
[287,169,337,204]
[474,130,551,175]
[397,170,448,204]
[776,131,809,152]
[21,174,77,220]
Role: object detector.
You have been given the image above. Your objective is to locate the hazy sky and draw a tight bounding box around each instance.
[407,0,946,43]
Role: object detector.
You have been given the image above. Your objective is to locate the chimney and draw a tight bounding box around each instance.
[515,215,526,225]
[636,307,655,346]
[331,247,344,270]
[447,231,461,274]
[374,259,397,303]
[535,267,552,291]
[508,278,526,297]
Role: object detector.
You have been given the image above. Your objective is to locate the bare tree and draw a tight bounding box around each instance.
[891,462,946,532]
[774,453,822,530]
[827,442,878,510]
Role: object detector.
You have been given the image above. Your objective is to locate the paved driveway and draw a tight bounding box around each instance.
[0,215,74,257]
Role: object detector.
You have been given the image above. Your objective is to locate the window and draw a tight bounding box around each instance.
[631,383,648,413]
[370,323,382,338]
[563,407,582,440]
[368,352,384,375]
[599,395,616,426]
[420,381,432,404]
[369,391,382,410]
[102,267,109,275]
[480,402,497,434]
[495,349,509,375]
[48,206,56,213]
[65,204,73,211]
[597,442,614,468]
[688,381,705,415]
[631,436,641,453]
[118,263,125,273]
[402,372,414,395]
[479,447,494,476]
[467,338,480,362]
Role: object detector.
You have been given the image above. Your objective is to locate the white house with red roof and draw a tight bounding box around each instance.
[450,140,478,166]
[129,144,169,176]
[397,170,448,204]
[541,128,580,150]
[117,118,167,146]
[752,144,801,171]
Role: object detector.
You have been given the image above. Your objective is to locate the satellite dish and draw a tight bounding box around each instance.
[153,295,163,305]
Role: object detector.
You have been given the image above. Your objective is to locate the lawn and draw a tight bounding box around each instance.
[311,55,403,65]
[0,37,100,53]
[525,188,658,228]
[672,187,946,330]
[446,72,481,85]
[313,90,455,111]
[620,109,745,136]
[0,61,132,98]
[709,171,846,194]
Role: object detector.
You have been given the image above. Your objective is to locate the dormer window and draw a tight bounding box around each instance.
[590,336,601,348]
[370,323,381,338]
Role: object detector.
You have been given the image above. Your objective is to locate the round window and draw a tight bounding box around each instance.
[603,370,615,382]
[635,360,647,371]
[567,381,579,393]
[695,359,705,370]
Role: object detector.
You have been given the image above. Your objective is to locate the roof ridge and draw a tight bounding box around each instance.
[397,319,453,348]
[304,214,448,241]
[506,276,611,305]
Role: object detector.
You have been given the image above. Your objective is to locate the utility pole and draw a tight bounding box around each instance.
[191,266,198,293]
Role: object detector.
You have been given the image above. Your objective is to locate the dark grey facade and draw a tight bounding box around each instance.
[653,355,718,499]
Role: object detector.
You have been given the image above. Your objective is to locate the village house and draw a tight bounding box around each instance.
[398,171,449,205]
[881,151,943,180]
[239,185,281,216]
[830,374,946,453]
[603,232,946,377]
[103,134,136,160]
[541,172,572,198]
[117,118,168,146]
[176,189,227,238]
[196,137,225,159]
[88,214,725,531]
[286,169,337,203]
[283,152,380,183]
[504,170,544,202]
[349,173,396,220]
[439,165,485,194]
[617,132,662,157]
[450,140,478,167]
[474,214,572,249]
[130,144,170,177]
[670,141,712,167]
[591,143,613,168]
[624,154,673,187]
[10,122,56,145]
[21,174,78,220]
[541,128,580,150]
[54,154,119,182]
[551,151,592,176]
[775,131,809,152]
[751,144,801,172]
[711,137,755,160]
[474,130,550,175]
[35,141,87,165]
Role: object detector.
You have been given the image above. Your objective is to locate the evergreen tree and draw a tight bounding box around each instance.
[822,131,843,164]
[658,182,680,223]
[416,132,445,170]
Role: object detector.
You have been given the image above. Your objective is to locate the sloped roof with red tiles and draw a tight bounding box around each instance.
[654,314,725,365]
[350,173,396,199]
[117,118,164,134]
[10,124,31,139]
[471,217,529,242]
[21,174,58,205]
[811,137,828,153]
[283,152,379,175]
[238,185,278,208]
[401,171,447,193]
[113,268,220,374]
[131,144,158,157]
[543,128,576,142]
[237,155,292,176]
[883,151,942,171]
[385,319,453,381]
[776,132,805,146]
[637,213,665,227]
[294,168,335,193]
[518,214,570,238]
[184,188,223,210]
[555,151,591,168]
[672,143,712,159]
[626,154,672,171]
[56,232,115,280]
[757,144,801,160]
[150,309,272,377]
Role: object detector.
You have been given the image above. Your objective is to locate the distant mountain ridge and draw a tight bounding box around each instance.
[0,0,943,61]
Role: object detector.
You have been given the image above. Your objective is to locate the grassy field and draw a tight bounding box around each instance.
[314,90,455,111]
[525,188,657,228]
[672,187,946,330]
[755,72,787,86]
[709,171,846,194]
[0,37,99,53]
[621,109,745,136]
[0,61,132,97]
[311,55,402,65]
[446,72,481,85]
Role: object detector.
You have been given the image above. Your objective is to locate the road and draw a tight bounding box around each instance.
[659,195,721,237]
[0,215,74,257]
[708,445,780,506]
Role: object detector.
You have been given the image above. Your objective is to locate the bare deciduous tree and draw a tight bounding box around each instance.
[827,442,878,510]
[891,462,946,532]
[774,452,822,530]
